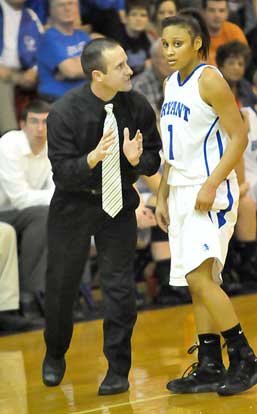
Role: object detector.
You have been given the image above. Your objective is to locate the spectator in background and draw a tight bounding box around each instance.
[133,38,171,122]
[80,0,125,41]
[119,0,152,76]
[37,0,90,102]
[0,222,34,332]
[215,41,257,109]
[202,0,248,66]
[0,100,53,320]
[150,0,178,38]
[216,41,257,292]
[0,0,43,135]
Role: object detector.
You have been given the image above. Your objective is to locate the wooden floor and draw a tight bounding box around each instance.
[0,293,257,414]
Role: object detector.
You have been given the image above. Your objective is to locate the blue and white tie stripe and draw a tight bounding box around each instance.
[102,104,123,218]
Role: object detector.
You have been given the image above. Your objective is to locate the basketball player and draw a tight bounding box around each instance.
[156,8,257,396]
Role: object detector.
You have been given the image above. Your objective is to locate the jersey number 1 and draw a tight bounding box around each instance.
[168,124,174,160]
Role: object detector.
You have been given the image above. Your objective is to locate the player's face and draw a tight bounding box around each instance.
[161,25,201,73]
[100,46,133,93]
[204,1,228,33]
[220,55,246,83]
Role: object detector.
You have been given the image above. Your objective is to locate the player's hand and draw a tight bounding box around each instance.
[87,129,114,168]
[123,127,143,166]
[155,198,169,233]
[195,181,217,211]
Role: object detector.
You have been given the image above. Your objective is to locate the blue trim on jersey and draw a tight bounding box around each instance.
[216,130,223,159]
[177,63,207,86]
[203,117,219,176]
[217,180,233,228]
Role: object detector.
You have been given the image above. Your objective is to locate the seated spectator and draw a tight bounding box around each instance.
[227,0,256,33]
[245,12,257,83]
[216,41,257,291]
[150,0,178,38]
[202,0,248,66]
[80,0,125,41]
[37,0,90,102]
[0,0,43,135]
[0,100,53,319]
[132,39,171,123]
[0,222,34,332]
[216,41,257,109]
[119,0,152,76]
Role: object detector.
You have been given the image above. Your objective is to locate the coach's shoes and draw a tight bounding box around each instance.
[98,368,129,395]
[167,355,226,393]
[217,346,257,396]
[42,353,66,386]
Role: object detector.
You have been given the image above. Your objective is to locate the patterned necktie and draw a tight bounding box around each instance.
[102,104,123,218]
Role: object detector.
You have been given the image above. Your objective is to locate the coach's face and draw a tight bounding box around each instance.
[100,46,133,94]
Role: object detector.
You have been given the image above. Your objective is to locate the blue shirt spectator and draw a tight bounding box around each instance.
[37,27,90,99]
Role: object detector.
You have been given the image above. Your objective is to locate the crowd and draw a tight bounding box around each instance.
[0,0,256,337]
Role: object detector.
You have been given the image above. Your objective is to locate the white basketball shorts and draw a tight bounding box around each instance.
[168,178,239,286]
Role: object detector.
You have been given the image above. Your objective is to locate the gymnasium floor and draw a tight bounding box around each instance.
[0,293,256,414]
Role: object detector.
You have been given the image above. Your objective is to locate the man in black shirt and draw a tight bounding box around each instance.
[42,38,161,395]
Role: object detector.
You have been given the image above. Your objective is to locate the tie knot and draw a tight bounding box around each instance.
[104,103,113,114]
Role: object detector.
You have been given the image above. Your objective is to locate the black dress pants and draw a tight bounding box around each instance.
[44,192,137,377]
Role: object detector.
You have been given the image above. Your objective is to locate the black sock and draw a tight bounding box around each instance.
[155,259,171,288]
[221,323,253,360]
[198,333,223,364]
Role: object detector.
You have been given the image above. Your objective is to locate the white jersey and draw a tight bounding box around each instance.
[160,63,236,186]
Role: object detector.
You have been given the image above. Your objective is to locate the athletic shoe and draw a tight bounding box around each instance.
[217,346,257,396]
[167,345,226,393]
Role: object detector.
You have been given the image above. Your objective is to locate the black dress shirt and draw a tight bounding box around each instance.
[47,83,161,208]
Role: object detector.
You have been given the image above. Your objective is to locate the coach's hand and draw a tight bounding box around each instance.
[123,127,143,166]
[87,129,114,169]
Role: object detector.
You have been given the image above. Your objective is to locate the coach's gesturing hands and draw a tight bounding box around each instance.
[123,127,143,166]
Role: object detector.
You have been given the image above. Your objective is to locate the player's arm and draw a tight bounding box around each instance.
[156,161,170,232]
[196,68,248,211]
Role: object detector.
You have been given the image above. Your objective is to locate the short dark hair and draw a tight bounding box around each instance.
[202,0,228,10]
[162,8,210,60]
[81,38,120,81]
[216,41,251,68]
[20,100,51,121]
[125,0,150,15]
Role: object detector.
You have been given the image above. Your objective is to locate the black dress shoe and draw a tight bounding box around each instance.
[98,369,129,395]
[42,353,66,386]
